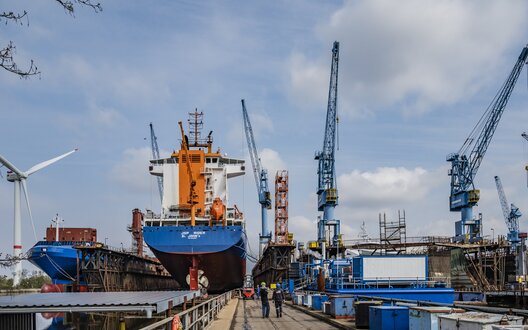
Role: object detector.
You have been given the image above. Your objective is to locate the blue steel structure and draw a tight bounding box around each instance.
[447,45,528,242]
[315,41,341,251]
[149,122,163,203]
[241,99,272,256]
[494,175,521,248]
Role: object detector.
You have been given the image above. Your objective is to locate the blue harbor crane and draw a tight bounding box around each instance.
[241,99,272,257]
[494,175,521,249]
[149,122,163,202]
[447,45,528,242]
[314,41,341,255]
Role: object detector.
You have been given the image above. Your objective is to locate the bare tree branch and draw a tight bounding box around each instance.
[0,252,28,268]
[0,41,40,78]
[55,0,102,15]
[1,1,102,78]
[1,11,28,25]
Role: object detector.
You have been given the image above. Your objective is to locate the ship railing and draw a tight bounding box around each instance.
[139,289,237,330]
[147,213,244,227]
[341,235,453,247]
[326,275,451,290]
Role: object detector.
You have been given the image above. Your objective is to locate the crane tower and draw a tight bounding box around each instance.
[241,99,272,257]
[315,41,341,257]
[447,45,528,242]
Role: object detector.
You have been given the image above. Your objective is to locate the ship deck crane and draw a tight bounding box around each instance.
[241,99,272,257]
[178,121,198,227]
[149,123,163,202]
[314,41,341,257]
[178,120,200,290]
[447,45,528,242]
[494,175,521,248]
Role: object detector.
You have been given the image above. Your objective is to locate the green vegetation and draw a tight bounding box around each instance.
[0,270,51,289]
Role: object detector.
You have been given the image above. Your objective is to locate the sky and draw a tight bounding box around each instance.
[1,0,528,276]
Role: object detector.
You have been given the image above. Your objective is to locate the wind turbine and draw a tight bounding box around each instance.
[0,149,77,286]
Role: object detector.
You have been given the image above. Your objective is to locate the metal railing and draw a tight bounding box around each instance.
[140,290,237,330]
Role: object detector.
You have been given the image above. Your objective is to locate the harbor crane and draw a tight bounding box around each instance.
[494,175,521,248]
[241,99,272,257]
[149,122,163,202]
[447,44,528,242]
[315,41,341,257]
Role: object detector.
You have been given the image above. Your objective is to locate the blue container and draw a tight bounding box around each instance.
[330,295,355,319]
[369,306,409,330]
[311,295,329,310]
[355,300,383,328]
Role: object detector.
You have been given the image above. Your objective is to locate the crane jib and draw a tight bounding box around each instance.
[449,45,528,194]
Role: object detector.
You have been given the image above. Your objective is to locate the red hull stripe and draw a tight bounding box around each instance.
[13,245,22,249]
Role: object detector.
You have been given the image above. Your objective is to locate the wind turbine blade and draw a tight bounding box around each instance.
[25,148,78,176]
[21,179,37,241]
[0,154,25,178]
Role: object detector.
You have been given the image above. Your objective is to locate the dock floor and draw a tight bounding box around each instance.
[210,298,345,329]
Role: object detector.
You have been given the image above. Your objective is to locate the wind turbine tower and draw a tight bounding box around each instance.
[0,149,77,286]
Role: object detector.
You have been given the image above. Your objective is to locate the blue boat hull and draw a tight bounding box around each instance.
[28,242,81,285]
[143,225,246,293]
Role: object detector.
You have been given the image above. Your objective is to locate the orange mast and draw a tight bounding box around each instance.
[178,121,197,226]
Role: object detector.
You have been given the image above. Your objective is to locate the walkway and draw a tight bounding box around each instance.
[210,298,339,330]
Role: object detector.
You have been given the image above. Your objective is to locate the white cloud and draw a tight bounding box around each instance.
[338,166,443,208]
[53,54,171,107]
[289,0,527,115]
[289,215,318,244]
[260,148,287,178]
[110,147,152,192]
[89,103,123,127]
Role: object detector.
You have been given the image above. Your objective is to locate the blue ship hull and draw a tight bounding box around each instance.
[28,241,82,285]
[143,225,246,293]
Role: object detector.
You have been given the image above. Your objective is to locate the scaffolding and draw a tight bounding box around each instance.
[275,170,289,244]
[379,210,407,254]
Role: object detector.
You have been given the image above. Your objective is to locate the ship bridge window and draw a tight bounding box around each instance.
[212,158,218,163]
[206,158,211,163]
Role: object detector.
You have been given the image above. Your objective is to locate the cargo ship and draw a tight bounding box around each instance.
[28,222,97,285]
[143,110,247,293]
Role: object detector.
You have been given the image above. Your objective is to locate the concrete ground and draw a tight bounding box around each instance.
[208,298,344,329]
